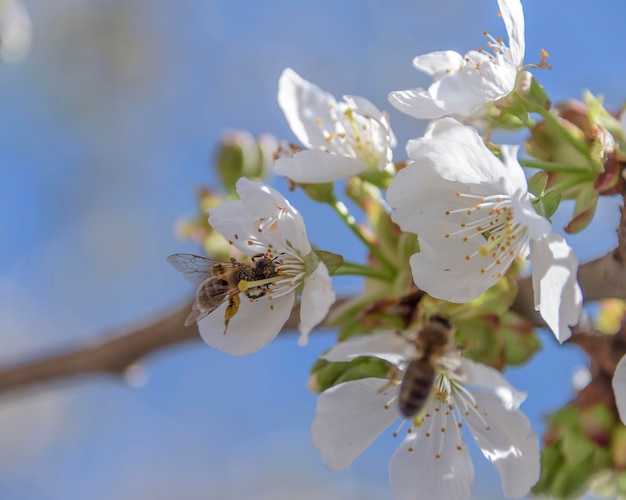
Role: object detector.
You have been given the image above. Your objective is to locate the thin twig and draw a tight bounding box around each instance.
[0,298,349,395]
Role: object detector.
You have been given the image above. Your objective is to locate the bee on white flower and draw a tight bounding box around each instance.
[312,330,540,500]
[169,178,336,355]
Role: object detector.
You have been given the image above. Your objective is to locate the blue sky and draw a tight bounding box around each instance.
[0,0,624,498]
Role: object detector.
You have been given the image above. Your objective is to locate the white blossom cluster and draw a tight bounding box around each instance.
[167,0,616,498]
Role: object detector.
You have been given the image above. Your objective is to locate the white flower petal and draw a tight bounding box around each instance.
[343,94,385,123]
[408,221,513,303]
[322,331,414,367]
[405,124,510,186]
[530,233,582,343]
[612,355,626,425]
[298,263,336,346]
[197,292,295,355]
[208,201,267,256]
[464,391,540,498]
[274,149,368,183]
[388,87,448,121]
[390,401,474,500]
[235,178,296,224]
[498,0,525,67]
[278,68,337,149]
[461,358,526,409]
[500,145,528,194]
[312,378,400,471]
[423,117,464,138]
[412,50,465,77]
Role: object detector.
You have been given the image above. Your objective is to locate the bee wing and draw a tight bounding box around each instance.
[183,282,239,326]
[166,253,219,285]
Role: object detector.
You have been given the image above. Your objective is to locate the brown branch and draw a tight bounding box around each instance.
[0,297,350,395]
[0,300,198,393]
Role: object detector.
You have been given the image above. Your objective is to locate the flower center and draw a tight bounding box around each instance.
[445,191,529,279]
[315,102,383,168]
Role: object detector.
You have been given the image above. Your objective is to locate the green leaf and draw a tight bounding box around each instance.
[532,189,561,220]
[302,182,335,203]
[528,171,548,197]
[315,250,344,275]
[524,75,552,111]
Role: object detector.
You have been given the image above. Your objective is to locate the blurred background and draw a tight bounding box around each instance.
[0,0,625,498]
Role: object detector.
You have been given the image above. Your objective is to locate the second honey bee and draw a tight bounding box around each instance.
[167,253,281,331]
[398,315,454,418]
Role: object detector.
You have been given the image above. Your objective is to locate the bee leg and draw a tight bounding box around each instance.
[378,365,399,394]
[223,294,241,334]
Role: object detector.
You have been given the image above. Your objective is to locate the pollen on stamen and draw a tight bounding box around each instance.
[407,428,413,434]
[445,233,450,239]
[483,30,489,36]
[384,404,390,410]
[234,234,239,240]
[270,304,275,311]
[457,445,463,451]
[466,209,472,215]
[463,237,468,242]
[425,432,431,438]
[486,426,491,431]
[458,422,463,428]
[440,427,446,433]
[456,191,461,197]
[393,432,398,438]
[460,222,466,227]
[480,268,485,274]
[445,68,451,73]
[465,255,471,261]
[316,118,323,125]
[435,453,441,459]
[248,240,253,246]
[408,447,414,453]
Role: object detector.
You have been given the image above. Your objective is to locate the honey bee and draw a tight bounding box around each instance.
[167,253,280,331]
[398,315,454,418]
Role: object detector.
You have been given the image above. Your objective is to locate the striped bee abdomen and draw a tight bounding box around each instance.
[398,358,436,418]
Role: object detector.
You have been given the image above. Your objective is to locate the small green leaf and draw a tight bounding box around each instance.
[528,171,548,197]
[315,250,344,275]
[302,182,335,203]
[532,189,561,219]
[517,74,551,112]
